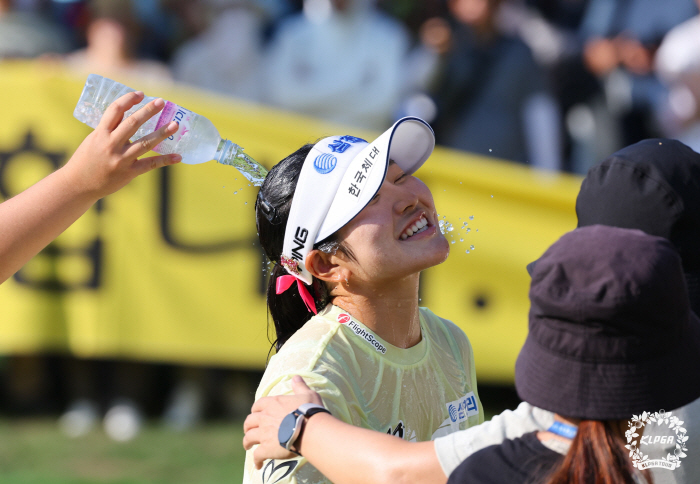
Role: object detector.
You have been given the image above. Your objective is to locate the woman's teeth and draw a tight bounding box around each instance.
[401,217,429,240]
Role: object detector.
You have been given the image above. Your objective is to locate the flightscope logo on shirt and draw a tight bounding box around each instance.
[446,392,479,423]
[346,321,387,354]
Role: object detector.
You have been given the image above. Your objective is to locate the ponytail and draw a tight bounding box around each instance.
[256,142,352,354]
[544,420,652,484]
[266,263,332,352]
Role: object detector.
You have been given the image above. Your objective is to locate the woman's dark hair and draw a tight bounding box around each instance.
[256,144,354,354]
[543,420,653,484]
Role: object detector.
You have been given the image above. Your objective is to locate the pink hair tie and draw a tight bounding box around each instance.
[276,275,318,315]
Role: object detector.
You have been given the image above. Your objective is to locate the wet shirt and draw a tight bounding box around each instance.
[243,304,482,484]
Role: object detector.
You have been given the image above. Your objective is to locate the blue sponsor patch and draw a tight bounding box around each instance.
[314,153,337,174]
[446,392,479,423]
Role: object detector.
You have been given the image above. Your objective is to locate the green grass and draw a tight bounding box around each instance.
[0,419,246,484]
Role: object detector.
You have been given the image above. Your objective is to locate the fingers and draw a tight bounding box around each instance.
[243,412,260,434]
[251,395,272,413]
[99,91,144,131]
[254,446,270,470]
[124,120,179,160]
[113,97,166,144]
[130,153,181,176]
[242,426,261,451]
[291,375,312,393]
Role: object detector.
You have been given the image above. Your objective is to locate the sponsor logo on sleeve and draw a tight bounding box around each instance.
[346,321,387,354]
[337,313,351,324]
[445,392,479,424]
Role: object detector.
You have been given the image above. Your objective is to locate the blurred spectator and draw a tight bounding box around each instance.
[171,0,268,101]
[567,0,698,172]
[0,0,72,58]
[62,0,172,84]
[427,0,562,169]
[655,0,700,152]
[264,0,411,131]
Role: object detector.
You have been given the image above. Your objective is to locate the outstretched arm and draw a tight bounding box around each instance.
[243,376,447,484]
[0,91,180,284]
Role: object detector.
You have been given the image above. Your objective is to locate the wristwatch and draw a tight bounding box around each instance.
[278,403,331,455]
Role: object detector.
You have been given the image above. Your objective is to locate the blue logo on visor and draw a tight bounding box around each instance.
[314,153,337,174]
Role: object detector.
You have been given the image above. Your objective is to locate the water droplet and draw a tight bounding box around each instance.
[460,182,462,184]
[233,191,238,195]
[248,184,251,187]
[491,195,494,198]
[245,202,248,205]
[235,178,238,180]
[451,241,455,244]
[467,228,471,233]
[470,245,475,250]
[469,215,474,220]
[442,215,446,219]
[489,148,492,152]
[466,250,470,254]
[476,229,479,232]
[460,238,464,242]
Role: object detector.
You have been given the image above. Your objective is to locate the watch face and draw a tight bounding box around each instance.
[278,413,298,445]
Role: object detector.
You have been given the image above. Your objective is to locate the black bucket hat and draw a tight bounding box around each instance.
[516,225,700,420]
[575,138,700,311]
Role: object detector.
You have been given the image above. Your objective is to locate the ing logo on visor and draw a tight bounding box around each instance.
[314,153,337,174]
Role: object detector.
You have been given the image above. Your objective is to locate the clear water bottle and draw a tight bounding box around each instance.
[73,74,268,186]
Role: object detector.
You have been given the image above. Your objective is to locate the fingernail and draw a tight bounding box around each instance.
[170,154,182,162]
[134,91,144,97]
[167,121,178,131]
[154,98,164,108]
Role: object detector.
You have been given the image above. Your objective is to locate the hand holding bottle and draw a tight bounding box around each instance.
[0,91,180,284]
[64,90,181,199]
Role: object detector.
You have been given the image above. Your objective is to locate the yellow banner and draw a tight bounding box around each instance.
[0,62,582,382]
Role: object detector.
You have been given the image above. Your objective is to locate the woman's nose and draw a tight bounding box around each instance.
[393,185,420,215]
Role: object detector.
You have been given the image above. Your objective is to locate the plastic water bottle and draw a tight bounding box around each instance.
[73,74,268,186]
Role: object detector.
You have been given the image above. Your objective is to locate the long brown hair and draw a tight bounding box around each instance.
[544,420,653,484]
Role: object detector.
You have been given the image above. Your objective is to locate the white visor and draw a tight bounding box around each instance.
[280,117,435,284]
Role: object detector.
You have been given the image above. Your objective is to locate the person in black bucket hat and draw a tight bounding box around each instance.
[517,225,700,421]
[443,225,700,484]
[573,138,700,484]
[576,138,700,314]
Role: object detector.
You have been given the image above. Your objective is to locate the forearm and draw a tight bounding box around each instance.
[0,165,97,283]
[297,414,446,484]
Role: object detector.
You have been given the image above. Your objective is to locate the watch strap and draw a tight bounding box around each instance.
[298,403,331,418]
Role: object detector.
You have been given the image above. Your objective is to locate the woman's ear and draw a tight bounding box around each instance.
[306,249,349,283]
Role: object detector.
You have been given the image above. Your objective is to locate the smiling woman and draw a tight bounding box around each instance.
[246,118,482,484]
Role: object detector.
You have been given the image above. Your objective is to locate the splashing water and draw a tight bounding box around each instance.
[439,220,454,234]
[216,141,268,186]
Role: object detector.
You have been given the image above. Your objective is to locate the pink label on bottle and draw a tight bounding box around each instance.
[154,101,192,154]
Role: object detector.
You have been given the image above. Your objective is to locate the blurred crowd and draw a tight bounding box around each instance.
[2,0,700,173]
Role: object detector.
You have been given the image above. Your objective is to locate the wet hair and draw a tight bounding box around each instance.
[256,144,355,353]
